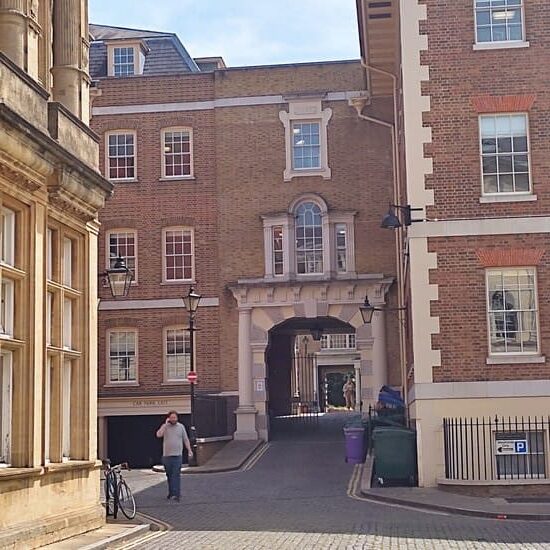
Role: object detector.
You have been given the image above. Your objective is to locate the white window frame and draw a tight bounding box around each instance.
[161,127,194,180]
[162,227,194,283]
[105,130,137,182]
[44,356,52,463]
[279,100,332,181]
[479,113,532,197]
[261,195,356,279]
[107,43,145,77]
[0,351,12,466]
[486,267,540,357]
[1,207,15,267]
[63,297,72,350]
[46,291,53,346]
[272,226,284,276]
[62,237,72,288]
[106,229,138,282]
[0,278,14,338]
[295,201,325,275]
[46,227,53,280]
[107,329,138,385]
[473,0,528,50]
[61,360,71,460]
[291,120,321,171]
[163,326,192,383]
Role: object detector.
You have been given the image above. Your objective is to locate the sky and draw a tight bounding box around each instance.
[89,0,360,67]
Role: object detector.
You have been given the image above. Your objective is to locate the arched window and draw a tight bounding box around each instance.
[295,202,323,274]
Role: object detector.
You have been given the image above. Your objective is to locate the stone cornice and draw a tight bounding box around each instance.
[228,275,394,308]
[0,152,42,193]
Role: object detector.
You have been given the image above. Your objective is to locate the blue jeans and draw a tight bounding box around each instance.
[162,455,182,498]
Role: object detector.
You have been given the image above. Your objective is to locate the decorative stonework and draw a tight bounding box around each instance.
[472,94,536,114]
[0,159,41,193]
[475,248,545,267]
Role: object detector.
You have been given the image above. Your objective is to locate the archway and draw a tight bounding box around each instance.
[266,317,358,433]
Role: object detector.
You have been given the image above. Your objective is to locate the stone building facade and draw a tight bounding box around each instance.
[0,1,112,548]
[90,25,400,465]
[358,0,550,491]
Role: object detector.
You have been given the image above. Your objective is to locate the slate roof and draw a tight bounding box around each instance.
[89,24,200,78]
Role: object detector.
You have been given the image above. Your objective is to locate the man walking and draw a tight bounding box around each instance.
[156,410,193,501]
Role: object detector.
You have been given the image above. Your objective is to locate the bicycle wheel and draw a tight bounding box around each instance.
[117,479,136,520]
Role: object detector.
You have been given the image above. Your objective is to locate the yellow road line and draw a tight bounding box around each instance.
[242,442,271,471]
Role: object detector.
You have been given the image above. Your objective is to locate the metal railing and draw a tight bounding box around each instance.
[443,416,549,481]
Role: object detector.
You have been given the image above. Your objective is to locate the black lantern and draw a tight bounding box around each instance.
[183,286,202,316]
[359,295,376,324]
[104,256,133,298]
[381,204,423,229]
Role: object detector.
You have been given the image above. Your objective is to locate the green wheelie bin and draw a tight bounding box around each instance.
[372,427,417,486]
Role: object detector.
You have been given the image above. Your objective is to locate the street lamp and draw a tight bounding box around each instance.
[183,286,201,466]
[360,295,407,324]
[101,255,133,298]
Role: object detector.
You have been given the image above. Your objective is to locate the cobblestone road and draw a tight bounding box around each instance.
[124,415,550,549]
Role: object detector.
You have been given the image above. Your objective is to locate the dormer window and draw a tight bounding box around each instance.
[107,43,145,77]
[114,47,135,76]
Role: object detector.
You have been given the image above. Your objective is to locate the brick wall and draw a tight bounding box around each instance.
[93,60,398,401]
[420,0,550,220]
[430,234,550,383]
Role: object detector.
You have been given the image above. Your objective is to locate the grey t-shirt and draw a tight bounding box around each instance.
[157,422,190,457]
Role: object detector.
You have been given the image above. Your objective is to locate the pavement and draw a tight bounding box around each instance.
[361,455,550,521]
[110,412,550,549]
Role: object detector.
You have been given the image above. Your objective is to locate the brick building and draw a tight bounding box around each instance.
[90,24,400,466]
[358,0,550,490]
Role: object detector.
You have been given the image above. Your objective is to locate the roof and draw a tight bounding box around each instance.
[89,24,200,78]
[90,24,171,40]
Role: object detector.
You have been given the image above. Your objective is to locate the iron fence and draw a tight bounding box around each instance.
[443,416,550,481]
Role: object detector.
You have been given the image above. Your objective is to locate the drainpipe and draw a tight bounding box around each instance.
[350,61,408,417]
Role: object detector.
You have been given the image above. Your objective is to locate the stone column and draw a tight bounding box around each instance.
[371,308,388,398]
[0,1,26,68]
[234,308,258,440]
[52,0,87,120]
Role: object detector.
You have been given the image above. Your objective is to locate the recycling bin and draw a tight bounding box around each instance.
[344,426,365,464]
[372,427,417,485]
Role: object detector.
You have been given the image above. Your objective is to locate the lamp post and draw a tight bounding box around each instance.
[183,286,201,467]
[101,255,133,298]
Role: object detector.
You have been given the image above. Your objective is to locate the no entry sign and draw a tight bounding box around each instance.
[187,371,198,384]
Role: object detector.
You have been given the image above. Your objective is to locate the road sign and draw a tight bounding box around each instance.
[187,371,198,384]
[496,439,528,455]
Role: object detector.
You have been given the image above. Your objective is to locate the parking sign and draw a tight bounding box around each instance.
[514,440,528,454]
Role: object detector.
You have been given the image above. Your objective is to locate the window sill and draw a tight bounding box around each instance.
[104,382,140,387]
[45,460,97,473]
[480,194,536,204]
[160,280,195,286]
[486,355,545,365]
[473,41,529,51]
[159,176,196,182]
[108,179,139,184]
[0,467,42,480]
[283,167,331,182]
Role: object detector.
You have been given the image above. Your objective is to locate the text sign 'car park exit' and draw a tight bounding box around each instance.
[496,440,528,455]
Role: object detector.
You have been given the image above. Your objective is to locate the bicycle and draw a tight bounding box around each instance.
[102,459,136,520]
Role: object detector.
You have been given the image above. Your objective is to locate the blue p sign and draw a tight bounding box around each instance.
[515,440,527,454]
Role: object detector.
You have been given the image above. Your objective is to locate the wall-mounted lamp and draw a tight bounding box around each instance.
[359,295,407,325]
[381,204,423,229]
